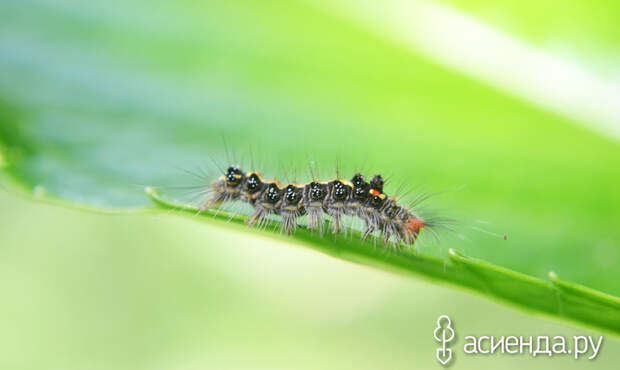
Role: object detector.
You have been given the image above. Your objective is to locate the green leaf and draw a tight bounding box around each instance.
[1,0,619,335]
[146,187,620,335]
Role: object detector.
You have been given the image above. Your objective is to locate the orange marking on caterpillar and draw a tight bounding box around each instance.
[404,218,425,232]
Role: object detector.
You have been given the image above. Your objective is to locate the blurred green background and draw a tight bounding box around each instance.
[2,191,619,370]
[0,0,619,369]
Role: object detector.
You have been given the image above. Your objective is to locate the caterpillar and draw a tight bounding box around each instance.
[204,164,430,247]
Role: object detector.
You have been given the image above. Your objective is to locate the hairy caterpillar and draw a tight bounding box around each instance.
[203,164,434,247]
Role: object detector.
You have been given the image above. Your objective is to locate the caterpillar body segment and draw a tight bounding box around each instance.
[241,171,266,205]
[325,179,353,234]
[247,180,283,229]
[280,183,306,235]
[303,181,328,234]
[345,173,370,218]
[361,175,387,241]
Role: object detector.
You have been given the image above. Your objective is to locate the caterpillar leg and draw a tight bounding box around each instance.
[281,211,300,235]
[279,184,305,236]
[307,212,318,229]
[326,179,352,234]
[382,230,391,245]
[362,225,375,241]
[306,208,325,233]
[331,214,341,234]
[328,209,345,234]
[246,209,266,226]
[401,229,419,246]
[362,210,382,241]
[302,182,329,231]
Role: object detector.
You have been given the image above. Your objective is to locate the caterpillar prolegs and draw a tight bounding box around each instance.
[207,165,427,246]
